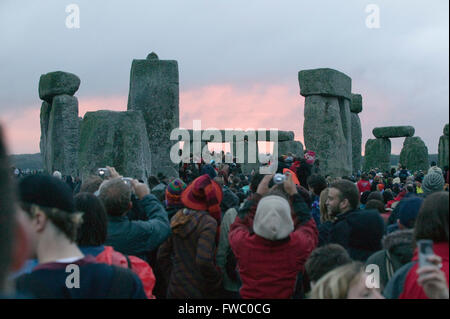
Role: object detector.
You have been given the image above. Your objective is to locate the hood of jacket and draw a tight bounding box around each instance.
[382,229,414,265]
[170,209,206,238]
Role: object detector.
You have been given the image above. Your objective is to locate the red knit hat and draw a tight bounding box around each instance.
[181,174,223,220]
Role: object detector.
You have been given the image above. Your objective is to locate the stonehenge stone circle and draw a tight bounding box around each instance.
[438,123,449,168]
[299,68,353,177]
[373,126,415,139]
[39,71,80,103]
[364,138,391,172]
[78,110,152,181]
[127,53,179,177]
[399,136,429,172]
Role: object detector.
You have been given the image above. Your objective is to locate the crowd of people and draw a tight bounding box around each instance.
[1,126,449,299]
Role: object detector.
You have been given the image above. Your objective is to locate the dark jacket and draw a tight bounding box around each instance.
[105,194,171,261]
[329,209,385,262]
[157,209,223,299]
[15,256,146,299]
[365,229,414,289]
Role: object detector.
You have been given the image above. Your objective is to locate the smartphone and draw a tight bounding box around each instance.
[417,239,434,268]
[97,168,110,178]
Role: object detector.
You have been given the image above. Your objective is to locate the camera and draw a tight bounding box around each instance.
[97,168,110,178]
[273,173,286,185]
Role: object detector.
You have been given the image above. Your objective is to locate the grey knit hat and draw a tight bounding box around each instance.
[422,172,445,196]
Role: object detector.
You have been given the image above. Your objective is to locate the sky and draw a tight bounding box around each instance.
[0,0,448,155]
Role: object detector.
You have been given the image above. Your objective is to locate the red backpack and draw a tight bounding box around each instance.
[96,246,156,299]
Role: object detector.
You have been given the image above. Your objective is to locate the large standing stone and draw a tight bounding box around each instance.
[299,68,353,177]
[400,137,429,172]
[127,53,179,177]
[438,123,449,169]
[373,126,415,138]
[364,138,391,172]
[45,95,80,176]
[78,110,152,181]
[351,113,362,173]
[302,95,352,177]
[39,71,81,103]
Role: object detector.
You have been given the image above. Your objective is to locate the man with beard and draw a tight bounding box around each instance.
[324,180,385,262]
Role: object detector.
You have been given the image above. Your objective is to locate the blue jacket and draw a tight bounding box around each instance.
[105,194,171,260]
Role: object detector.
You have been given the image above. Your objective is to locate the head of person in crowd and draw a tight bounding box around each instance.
[250,172,264,195]
[414,192,449,245]
[360,173,369,181]
[365,199,385,214]
[305,244,352,288]
[360,191,371,207]
[52,171,62,180]
[421,172,445,197]
[397,197,424,230]
[253,193,293,241]
[319,187,332,223]
[428,166,442,176]
[367,191,384,203]
[0,128,31,296]
[98,178,132,217]
[181,174,223,222]
[74,192,107,247]
[383,189,394,205]
[326,180,360,218]
[80,175,103,194]
[296,158,312,187]
[307,174,327,197]
[165,178,187,210]
[18,175,83,260]
[310,262,384,299]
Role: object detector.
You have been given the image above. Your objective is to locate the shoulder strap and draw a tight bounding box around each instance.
[107,266,135,298]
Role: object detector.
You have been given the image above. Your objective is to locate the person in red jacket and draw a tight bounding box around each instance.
[357,173,371,195]
[229,173,318,299]
[384,191,449,299]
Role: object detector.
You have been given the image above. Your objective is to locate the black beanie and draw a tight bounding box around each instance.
[18,175,74,213]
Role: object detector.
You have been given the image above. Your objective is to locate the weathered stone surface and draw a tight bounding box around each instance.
[373,126,415,138]
[400,137,429,172]
[350,94,362,113]
[351,113,362,173]
[444,123,449,136]
[39,101,51,169]
[39,71,80,103]
[302,95,352,177]
[364,138,391,172]
[127,54,179,177]
[438,135,449,169]
[44,95,80,176]
[276,140,304,157]
[298,68,352,100]
[78,110,152,181]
